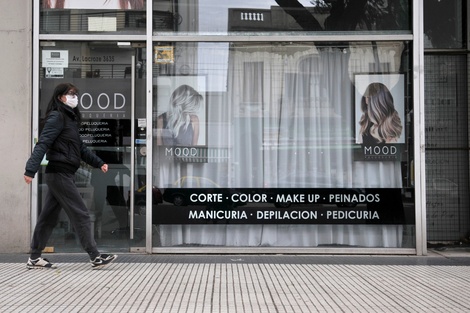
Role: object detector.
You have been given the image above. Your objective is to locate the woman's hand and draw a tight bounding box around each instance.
[101,164,108,173]
[24,175,33,184]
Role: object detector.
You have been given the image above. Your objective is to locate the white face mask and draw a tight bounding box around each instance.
[64,95,78,109]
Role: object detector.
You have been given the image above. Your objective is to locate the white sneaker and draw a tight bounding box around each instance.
[26,257,57,269]
[90,254,117,268]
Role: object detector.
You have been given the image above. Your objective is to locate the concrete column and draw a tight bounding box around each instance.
[0,0,32,252]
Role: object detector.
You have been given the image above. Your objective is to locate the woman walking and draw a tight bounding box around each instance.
[24,83,117,269]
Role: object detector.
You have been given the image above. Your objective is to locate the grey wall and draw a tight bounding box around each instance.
[0,1,32,252]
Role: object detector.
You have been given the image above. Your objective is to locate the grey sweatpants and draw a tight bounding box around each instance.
[30,172,100,260]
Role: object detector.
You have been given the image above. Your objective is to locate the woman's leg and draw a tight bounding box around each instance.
[46,172,100,260]
[30,181,62,259]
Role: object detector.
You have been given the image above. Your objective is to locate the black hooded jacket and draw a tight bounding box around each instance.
[24,106,104,178]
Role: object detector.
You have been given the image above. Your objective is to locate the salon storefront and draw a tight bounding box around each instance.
[32,0,427,254]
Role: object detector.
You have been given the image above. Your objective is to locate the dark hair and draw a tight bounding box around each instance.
[45,82,81,122]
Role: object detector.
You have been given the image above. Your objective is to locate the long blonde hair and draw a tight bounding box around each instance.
[359,82,402,143]
[167,85,203,138]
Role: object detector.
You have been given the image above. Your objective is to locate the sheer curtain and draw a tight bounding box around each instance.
[158,42,405,248]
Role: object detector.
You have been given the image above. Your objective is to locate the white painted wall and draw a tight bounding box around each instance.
[0,0,32,252]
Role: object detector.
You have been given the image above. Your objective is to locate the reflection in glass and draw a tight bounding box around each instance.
[152,41,415,249]
[40,0,146,34]
[37,42,146,252]
[39,1,411,35]
[424,0,464,49]
[153,0,410,35]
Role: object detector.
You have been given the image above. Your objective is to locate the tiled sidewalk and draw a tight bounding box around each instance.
[1,251,470,312]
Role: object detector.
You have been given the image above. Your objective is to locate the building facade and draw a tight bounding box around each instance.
[0,0,466,255]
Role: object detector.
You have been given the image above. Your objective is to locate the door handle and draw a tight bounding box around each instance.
[130,54,136,240]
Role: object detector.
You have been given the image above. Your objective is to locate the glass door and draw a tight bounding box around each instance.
[37,41,147,253]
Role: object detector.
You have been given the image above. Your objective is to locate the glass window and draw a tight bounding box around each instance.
[153,0,411,35]
[424,0,464,49]
[40,0,146,34]
[425,54,469,240]
[37,41,147,251]
[152,41,415,249]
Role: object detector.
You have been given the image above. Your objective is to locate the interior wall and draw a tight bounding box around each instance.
[0,0,32,252]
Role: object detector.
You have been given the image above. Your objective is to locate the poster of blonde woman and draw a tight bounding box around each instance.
[42,0,144,9]
[155,76,207,147]
[354,73,405,160]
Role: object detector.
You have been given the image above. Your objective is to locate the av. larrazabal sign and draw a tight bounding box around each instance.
[155,188,412,225]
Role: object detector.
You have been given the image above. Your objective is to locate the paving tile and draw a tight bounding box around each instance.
[1,253,470,312]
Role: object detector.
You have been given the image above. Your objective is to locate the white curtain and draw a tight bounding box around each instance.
[158,42,405,248]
